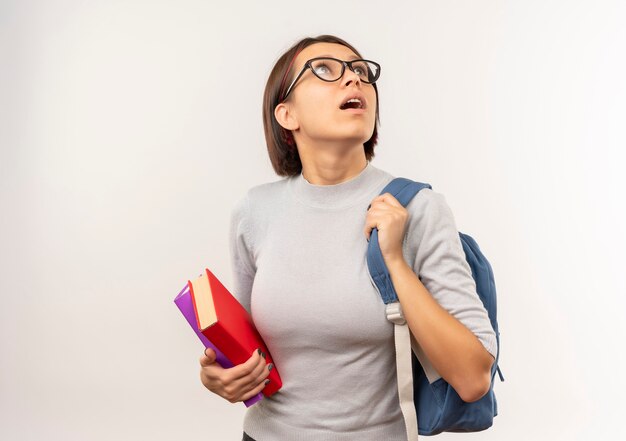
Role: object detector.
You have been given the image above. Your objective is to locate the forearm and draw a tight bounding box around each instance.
[386,256,494,402]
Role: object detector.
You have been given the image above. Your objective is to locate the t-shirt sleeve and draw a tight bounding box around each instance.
[409,189,498,360]
[228,192,256,316]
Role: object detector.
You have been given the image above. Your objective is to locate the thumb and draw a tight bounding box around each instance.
[201,347,217,365]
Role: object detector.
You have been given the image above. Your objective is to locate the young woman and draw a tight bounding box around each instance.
[199,35,497,441]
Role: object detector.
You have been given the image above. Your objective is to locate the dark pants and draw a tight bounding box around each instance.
[242,432,256,441]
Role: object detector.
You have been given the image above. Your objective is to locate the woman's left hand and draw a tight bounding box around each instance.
[364,193,409,267]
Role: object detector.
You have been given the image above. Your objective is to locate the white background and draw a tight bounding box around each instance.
[2,1,625,440]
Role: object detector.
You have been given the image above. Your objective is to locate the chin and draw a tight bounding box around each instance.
[340,134,371,146]
[342,126,374,142]
[318,119,374,143]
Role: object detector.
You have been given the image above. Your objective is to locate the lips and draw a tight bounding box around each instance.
[339,92,367,110]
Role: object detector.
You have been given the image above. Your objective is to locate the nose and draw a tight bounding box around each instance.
[341,63,362,87]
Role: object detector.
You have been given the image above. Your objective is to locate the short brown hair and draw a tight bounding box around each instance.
[262,35,380,177]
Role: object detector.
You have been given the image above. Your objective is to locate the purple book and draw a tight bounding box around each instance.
[174,283,263,407]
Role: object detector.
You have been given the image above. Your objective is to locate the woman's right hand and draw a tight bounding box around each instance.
[199,348,272,403]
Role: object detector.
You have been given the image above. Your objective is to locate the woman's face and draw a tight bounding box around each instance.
[276,42,377,148]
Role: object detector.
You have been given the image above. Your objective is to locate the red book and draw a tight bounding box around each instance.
[188,268,282,397]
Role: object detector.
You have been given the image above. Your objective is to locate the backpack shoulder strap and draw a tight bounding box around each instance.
[367,178,432,304]
[380,177,432,206]
[367,177,432,441]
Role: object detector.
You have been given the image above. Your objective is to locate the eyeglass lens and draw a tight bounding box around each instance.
[310,59,379,83]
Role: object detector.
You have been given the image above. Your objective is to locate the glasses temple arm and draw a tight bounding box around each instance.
[282,63,309,102]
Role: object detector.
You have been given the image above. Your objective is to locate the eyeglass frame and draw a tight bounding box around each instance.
[280,57,381,102]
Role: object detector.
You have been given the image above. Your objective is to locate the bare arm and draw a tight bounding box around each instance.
[386,255,494,402]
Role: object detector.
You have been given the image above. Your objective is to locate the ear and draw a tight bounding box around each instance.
[274,102,300,131]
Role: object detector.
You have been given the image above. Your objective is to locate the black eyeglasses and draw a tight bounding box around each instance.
[280,57,381,102]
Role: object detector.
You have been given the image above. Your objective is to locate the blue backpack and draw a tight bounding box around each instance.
[366,178,504,438]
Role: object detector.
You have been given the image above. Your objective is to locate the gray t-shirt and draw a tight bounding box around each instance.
[228,161,497,441]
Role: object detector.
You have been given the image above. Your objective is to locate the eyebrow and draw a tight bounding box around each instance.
[315,54,361,60]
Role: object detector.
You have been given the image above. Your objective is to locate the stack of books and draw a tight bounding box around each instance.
[174,268,282,407]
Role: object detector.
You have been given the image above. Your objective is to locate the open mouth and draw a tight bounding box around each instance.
[339,98,365,110]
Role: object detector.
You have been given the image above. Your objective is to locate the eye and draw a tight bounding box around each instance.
[351,61,369,77]
[313,63,330,75]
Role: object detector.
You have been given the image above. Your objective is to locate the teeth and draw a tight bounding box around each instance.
[343,97,363,109]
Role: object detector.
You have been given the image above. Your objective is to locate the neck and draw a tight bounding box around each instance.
[296,141,369,186]
[289,157,384,210]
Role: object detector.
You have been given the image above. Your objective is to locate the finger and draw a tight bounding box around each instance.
[379,193,403,208]
[204,347,216,362]
[367,197,384,210]
[228,348,265,379]
[199,355,211,368]
[238,360,272,397]
[244,361,273,397]
[363,217,379,242]
[224,351,270,395]
[363,222,376,242]
[364,206,403,242]
[367,198,392,214]
[249,357,271,384]
[242,350,270,381]
[200,349,217,368]
[240,375,271,402]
